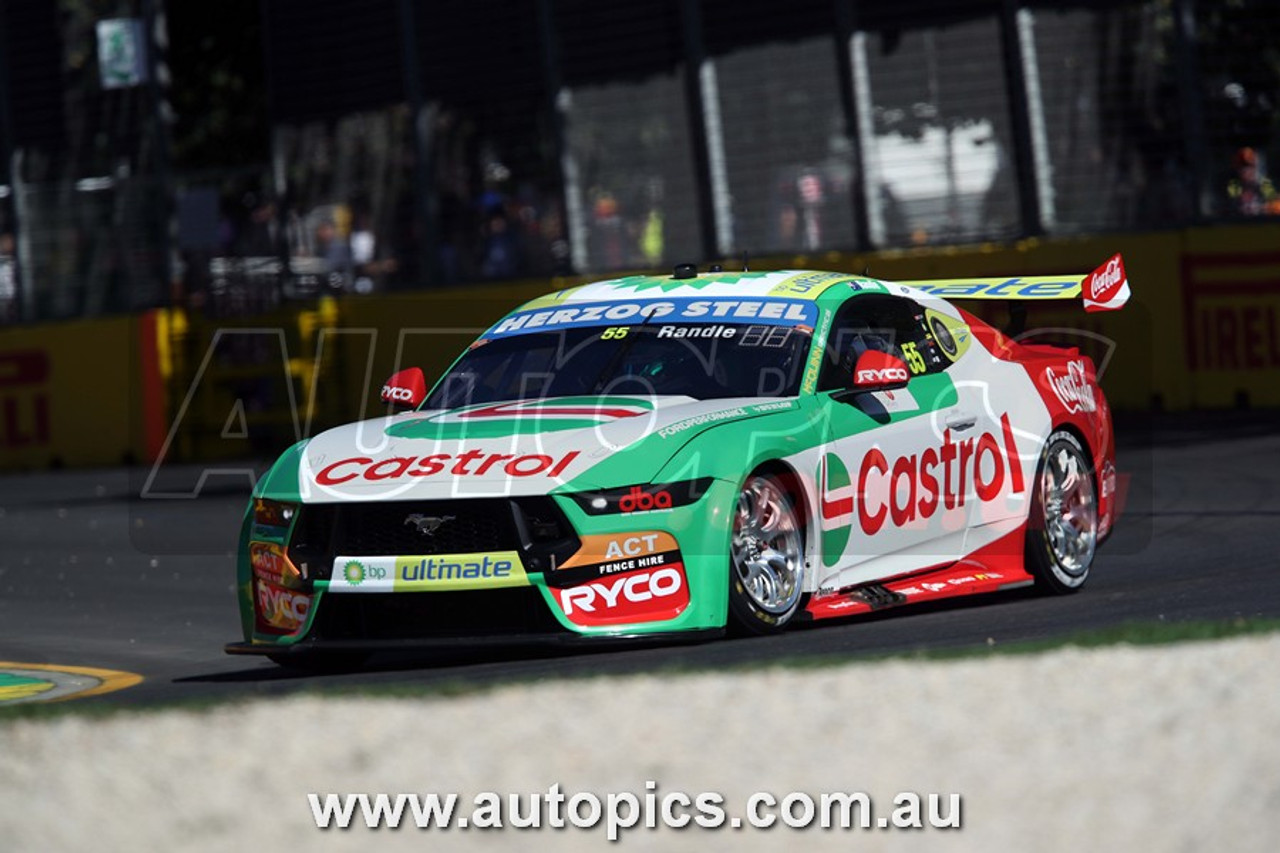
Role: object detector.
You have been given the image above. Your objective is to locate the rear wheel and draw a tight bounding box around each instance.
[728,473,806,634]
[1026,430,1097,594]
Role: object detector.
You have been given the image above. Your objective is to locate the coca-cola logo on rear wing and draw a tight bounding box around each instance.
[1083,253,1131,313]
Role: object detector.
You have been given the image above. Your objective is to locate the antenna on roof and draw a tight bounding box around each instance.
[742,251,750,272]
[863,263,870,276]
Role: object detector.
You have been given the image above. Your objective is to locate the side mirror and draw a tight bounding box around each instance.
[380,367,427,410]
[852,350,910,392]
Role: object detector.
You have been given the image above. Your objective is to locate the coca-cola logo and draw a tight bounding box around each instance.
[1088,256,1125,302]
[1045,360,1097,414]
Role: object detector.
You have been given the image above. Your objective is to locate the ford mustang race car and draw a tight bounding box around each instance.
[227,257,1129,666]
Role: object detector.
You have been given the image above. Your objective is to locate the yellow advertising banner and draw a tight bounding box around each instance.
[1180,226,1280,407]
[0,316,145,469]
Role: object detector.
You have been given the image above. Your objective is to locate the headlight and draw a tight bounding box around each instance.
[568,479,713,516]
[253,498,297,528]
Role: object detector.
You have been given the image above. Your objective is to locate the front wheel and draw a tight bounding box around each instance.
[728,473,806,634]
[1025,430,1097,594]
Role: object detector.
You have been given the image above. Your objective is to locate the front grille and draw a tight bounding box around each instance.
[312,587,566,640]
[338,500,512,556]
[287,497,578,579]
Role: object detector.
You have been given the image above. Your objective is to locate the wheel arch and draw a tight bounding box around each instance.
[746,460,810,535]
[1050,420,1097,473]
[728,459,813,633]
[744,458,819,589]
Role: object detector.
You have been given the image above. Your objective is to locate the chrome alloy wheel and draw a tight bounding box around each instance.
[1039,441,1097,581]
[732,475,805,616]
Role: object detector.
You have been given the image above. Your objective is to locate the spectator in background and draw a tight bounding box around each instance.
[589,194,627,270]
[315,219,353,292]
[639,207,663,266]
[796,171,825,250]
[434,190,466,285]
[235,193,282,256]
[479,211,520,279]
[544,208,572,276]
[0,232,17,323]
[1228,147,1277,216]
[776,202,800,250]
[350,210,397,294]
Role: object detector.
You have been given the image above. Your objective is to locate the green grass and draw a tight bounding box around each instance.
[779,615,1280,670]
[2,616,1278,722]
[962,616,1280,655]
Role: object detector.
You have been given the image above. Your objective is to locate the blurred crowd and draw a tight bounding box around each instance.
[2,143,1279,326]
[176,180,572,317]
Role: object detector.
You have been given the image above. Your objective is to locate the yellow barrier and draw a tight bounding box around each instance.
[0,316,144,470]
[1180,224,1280,408]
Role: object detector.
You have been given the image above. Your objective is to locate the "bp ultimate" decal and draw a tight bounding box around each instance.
[327,552,529,592]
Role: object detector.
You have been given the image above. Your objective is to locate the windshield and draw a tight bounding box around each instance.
[426,322,812,408]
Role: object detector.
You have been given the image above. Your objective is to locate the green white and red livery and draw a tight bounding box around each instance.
[229,256,1129,666]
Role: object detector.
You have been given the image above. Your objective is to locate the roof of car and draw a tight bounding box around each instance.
[525,269,865,308]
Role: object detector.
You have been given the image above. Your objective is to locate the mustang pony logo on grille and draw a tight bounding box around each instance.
[404,514,456,537]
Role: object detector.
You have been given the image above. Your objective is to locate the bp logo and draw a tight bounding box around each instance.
[343,560,366,585]
[818,453,854,566]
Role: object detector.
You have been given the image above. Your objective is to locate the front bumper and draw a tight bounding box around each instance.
[231,479,738,653]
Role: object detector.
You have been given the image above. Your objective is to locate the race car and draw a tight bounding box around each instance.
[227,256,1130,666]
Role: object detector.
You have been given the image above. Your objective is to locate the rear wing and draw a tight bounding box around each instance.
[898,253,1130,313]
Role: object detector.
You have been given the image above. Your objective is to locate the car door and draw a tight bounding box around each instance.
[924,300,1045,554]
[811,293,979,591]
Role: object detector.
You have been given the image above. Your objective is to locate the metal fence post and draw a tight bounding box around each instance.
[1172,0,1208,219]
[536,0,578,274]
[0,0,24,321]
[998,0,1044,238]
[142,0,175,309]
[679,0,724,265]
[833,0,872,252]
[397,0,437,288]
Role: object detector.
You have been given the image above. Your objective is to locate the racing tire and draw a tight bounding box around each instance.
[728,473,807,634]
[1025,429,1098,595]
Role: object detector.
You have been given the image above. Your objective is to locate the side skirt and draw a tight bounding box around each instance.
[802,528,1035,621]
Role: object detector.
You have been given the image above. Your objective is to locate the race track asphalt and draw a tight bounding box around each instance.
[2,413,1279,708]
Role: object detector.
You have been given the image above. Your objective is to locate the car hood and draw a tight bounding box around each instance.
[295,395,790,502]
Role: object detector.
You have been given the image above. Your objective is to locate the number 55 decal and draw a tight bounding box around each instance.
[901,341,927,374]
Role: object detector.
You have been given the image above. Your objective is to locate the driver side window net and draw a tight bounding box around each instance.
[817,294,947,391]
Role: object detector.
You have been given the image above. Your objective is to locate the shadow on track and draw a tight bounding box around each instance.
[172,587,1045,698]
